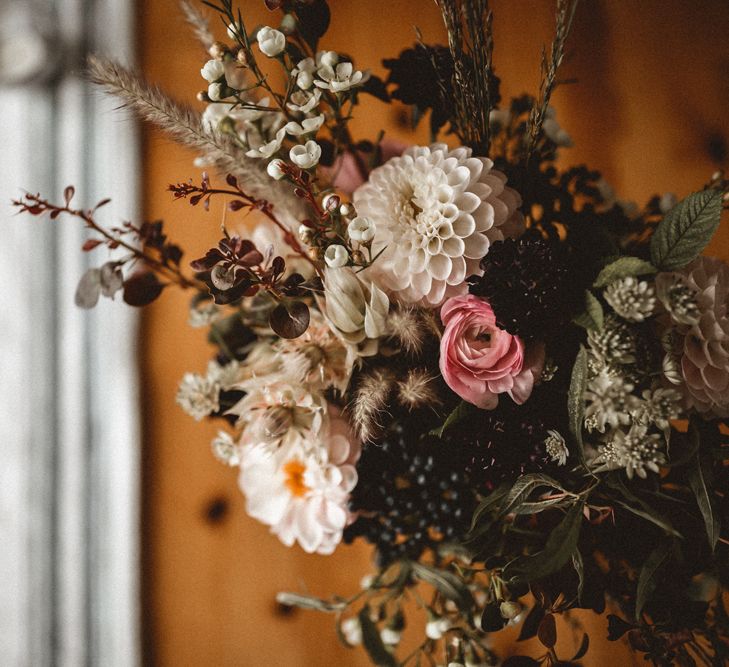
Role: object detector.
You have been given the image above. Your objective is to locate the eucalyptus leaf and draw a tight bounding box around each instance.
[358,606,397,667]
[503,501,584,584]
[573,290,604,331]
[635,540,673,620]
[650,189,723,271]
[593,256,657,287]
[687,424,721,552]
[567,347,588,465]
[412,563,474,614]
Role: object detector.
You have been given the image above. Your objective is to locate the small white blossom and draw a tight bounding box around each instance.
[256,26,286,57]
[542,106,573,147]
[289,140,321,169]
[176,372,219,421]
[292,57,317,89]
[317,50,339,69]
[226,22,243,40]
[500,601,522,620]
[284,114,325,137]
[207,82,223,101]
[298,224,313,243]
[211,431,241,466]
[347,216,376,243]
[206,359,240,390]
[544,430,569,466]
[246,127,286,159]
[341,617,362,646]
[287,88,322,114]
[339,203,352,216]
[315,62,369,93]
[489,108,511,131]
[279,13,296,34]
[200,59,224,82]
[592,424,666,479]
[380,627,401,646]
[426,616,452,640]
[267,158,287,180]
[188,300,220,328]
[325,244,349,268]
[604,276,656,322]
[659,192,677,214]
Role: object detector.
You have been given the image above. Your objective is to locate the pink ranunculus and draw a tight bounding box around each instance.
[327,139,408,195]
[439,294,544,409]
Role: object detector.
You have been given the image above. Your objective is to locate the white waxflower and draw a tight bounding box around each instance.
[292,57,316,89]
[284,114,325,136]
[341,618,362,646]
[287,88,322,114]
[353,143,524,306]
[200,59,225,82]
[176,372,220,421]
[315,62,369,93]
[317,50,339,69]
[256,26,286,57]
[325,244,349,268]
[267,158,287,180]
[207,82,223,101]
[426,616,452,640]
[289,140,321,169]
[226,22,243,40]
[347,216,376,243]
[211,431,241,467]
[542,105,573,147]
[591,424,665,479]
[323,267,390,356]
[604,276,656,322]
[246,127,286,159]
[584,370,638,433]
[279,13,297,34]
[544,430,569,466]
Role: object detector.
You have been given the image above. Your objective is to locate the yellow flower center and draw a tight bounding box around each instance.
[283,459,309,498]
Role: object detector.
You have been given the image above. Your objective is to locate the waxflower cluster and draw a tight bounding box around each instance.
[18,1,729,666]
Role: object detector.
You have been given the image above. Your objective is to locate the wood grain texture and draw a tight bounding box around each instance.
[140,2,729,665]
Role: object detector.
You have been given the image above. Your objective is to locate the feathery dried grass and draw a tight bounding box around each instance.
[86,55,303,222]
[349,368,394,442]
[397,369,440,410]
[180,0,215,50]
[388,306,427,355]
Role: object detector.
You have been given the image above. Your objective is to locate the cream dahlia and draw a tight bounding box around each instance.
[352,143,523,306]
[657,257,729,417]
[238,413,360,554]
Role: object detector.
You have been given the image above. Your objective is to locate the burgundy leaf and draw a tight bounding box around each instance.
[537,613,557,649]
[228,200,246,212]
[225,173,238,187]
[63,185,75,205]
[269,301,310,339]
[123,272,164,307]
[82,238,104,251]
[189,194,203,206]
[240,250,264,266]
[271,256,285,276]
[264,0,283,9]
[190,248,225,271]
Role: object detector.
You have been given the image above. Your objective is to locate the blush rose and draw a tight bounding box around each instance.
[439,294,544,409]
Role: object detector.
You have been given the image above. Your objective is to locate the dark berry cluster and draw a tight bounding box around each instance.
[469,231,571,342]
[344,422,477,566]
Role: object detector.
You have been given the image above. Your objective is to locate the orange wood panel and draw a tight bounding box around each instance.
[140,2,729,665]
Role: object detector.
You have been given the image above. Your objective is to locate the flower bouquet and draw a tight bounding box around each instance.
[14,1,729,665]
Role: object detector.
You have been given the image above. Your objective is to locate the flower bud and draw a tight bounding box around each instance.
[324,244,349,268]
[201,59,225,83]
[257,26,286,57]
[339,203,351,216]
[279,13,297,35]
[207,83,223,101]
[267,159,287,180]
[298,224,313,243]
[227,22,243,40]
[208,42,227,59]
[347,216,376,243]
[322,193,340,211]
[499,600,522,620]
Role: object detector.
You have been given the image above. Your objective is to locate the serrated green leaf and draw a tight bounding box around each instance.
[567,347,588,465]
[503,501,584,584]
[573,290,604,331]
[593,257,657,287]
[687,423,721,552]
[431,400,473,437]
[358,606,397,667]
[650,189,723,270]
[636,540,673,620]
[411,563,474,614]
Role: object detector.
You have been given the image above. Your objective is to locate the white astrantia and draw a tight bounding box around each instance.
[583,370,638,432]
[631,385,683,430]
[544,430,569,466]
[256,26,286,57]
[176,371,220,421]
[322,266,390,356]
[211,430,241,467]
[604,276,656,322]
[353,143,524,306]
[238,414,360,555]
[290,140,321,169]
[188,299,220,328]
[200,59,224,83]
[591,424,665,479]
[324,244,348,268]
[315,61,369,93]
[655,272,700,325]
[284,114,325,136]
[347,216,376,243]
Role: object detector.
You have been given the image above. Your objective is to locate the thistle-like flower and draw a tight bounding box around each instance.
[584,370,637,432]
[591,424,665,479]
[544,430,569,466]
[604,277,656,322]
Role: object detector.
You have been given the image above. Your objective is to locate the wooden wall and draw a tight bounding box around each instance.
[140,1,729,665]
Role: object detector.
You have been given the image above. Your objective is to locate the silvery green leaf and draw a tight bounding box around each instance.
[411,563,474,614]
[357,606,397,667]
[275,591,346,612]
[99,262,124,298]
[593,257,657,288]
[573,290,604,331]
[687,424,721,552]
[500,473,566,517]
[650,189,723,270]
[567,347,588,465]
[431,400,473,438]
[635,540,673,620]
[74,267,102,309]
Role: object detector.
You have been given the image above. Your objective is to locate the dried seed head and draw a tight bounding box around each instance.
[396,369,440,410]
[388,306,427,355]
[349,368,393,442]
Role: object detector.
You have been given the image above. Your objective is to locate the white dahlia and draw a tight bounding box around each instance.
[352,143,523,306]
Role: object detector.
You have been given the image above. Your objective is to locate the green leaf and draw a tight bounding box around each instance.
[431,400,474,437]
[650,189,723,270]
[358,606,397,667]
[607,474,683,538]
[500,473,567,517]
[567,347,589,465]
[687,424,721,552]
[411,563,474,614]
[573,290,604,331]
[469,482,511,532]
[504,501,585,584]
[572,550,585,604]
[635,540,673,620]
[593,257,657,288]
